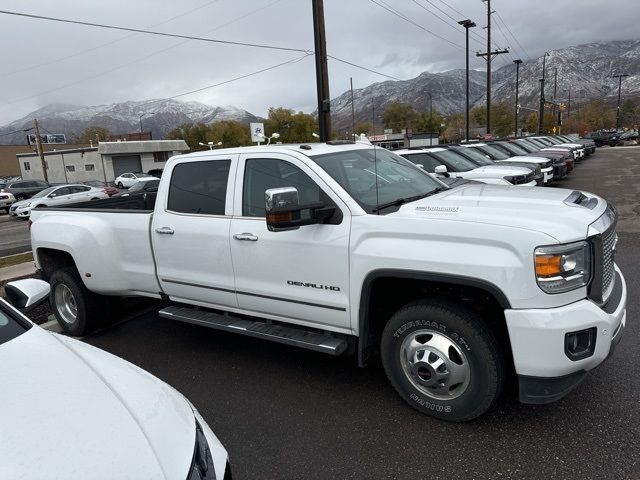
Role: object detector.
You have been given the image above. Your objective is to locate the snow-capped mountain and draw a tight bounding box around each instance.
[330,39,640,131]
[0,99,261,144]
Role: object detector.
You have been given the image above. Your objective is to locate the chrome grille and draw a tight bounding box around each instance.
[588,206,617,305]
[601,227,617,300]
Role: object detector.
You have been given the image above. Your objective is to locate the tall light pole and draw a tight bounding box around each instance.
[612,74,629,131]
[427,92,433,146]
[513,59,523,136]
[538,52,549,134]
[458,19,476,142]
[139,112,156,134]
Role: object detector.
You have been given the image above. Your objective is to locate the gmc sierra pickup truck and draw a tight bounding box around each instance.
[30,141,627,422]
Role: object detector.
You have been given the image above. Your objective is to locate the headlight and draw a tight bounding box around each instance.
[503,175,527,185]
[534,241,590,293]
[187,421,217,480]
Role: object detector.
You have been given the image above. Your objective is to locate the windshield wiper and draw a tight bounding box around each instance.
[372,188,446,213]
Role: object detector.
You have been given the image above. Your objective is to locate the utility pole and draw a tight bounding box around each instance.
[312,0,331,141]
[428,92,433,146]
[350,77,355,138]
[538,52,549,134]
[476,0,508,137]
[458,19,476,142]
[33,119,48,182]
[513,59,522,136]
[612,73,629,131]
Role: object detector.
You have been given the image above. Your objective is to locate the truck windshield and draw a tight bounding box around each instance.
[495,142,528,156]
[451,146,493,165]
[426,150,478,171]
[474,144,510,160]
[310,148,446,214]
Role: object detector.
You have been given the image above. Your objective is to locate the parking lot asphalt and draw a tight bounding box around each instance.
[0,213,31,256]
[84,146,639,480]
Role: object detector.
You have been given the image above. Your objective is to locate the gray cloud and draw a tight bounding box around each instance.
[0,0,637,125]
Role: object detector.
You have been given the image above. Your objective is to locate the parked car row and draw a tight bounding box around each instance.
[0,177,156,216]
[397,134,595,187]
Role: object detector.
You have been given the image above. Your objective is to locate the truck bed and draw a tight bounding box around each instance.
[33,192,157,213]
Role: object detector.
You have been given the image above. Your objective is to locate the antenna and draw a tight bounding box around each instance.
[372,103,379,214]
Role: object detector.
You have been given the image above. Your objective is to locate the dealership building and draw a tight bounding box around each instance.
[16,140,189,183]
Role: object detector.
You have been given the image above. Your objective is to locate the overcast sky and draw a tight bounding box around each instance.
[0,0,638,125]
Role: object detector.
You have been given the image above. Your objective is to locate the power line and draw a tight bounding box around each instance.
[368,0,464,52]
[0,10,310,54]
[0,127,33,137]
[495,11,531,61]
[139,53,314,108]
[328,55,401,81]
[413,0,486,46]
[1,1,291,106]
[2,0,221,78]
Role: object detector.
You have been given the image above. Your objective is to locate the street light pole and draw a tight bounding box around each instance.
[428,92,433,146]
[612,74,629,131]
[139,112,156,135]
[513,59,523,136]
[458,19,476,142]
[538,52,549,134]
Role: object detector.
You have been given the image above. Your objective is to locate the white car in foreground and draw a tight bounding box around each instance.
[9,184,108,218]
[115,172,155,189]
[0,279,231,480]
[0,192,16,213]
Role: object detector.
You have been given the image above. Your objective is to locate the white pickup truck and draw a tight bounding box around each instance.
[30,142,627,422]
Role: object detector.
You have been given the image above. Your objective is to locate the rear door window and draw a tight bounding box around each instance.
[167,160,231,215]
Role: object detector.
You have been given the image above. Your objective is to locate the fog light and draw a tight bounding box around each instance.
[564,327,596,361]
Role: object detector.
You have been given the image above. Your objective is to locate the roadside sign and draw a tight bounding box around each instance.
[250,123,264,143]
[27,133,66,145]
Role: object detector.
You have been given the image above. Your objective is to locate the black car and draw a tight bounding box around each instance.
[113,178,160,197]
[582,131,621,147]
[1,180,50,201]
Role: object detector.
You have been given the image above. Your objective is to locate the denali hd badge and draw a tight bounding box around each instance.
[287,281,340,292]
[415,206,460,213]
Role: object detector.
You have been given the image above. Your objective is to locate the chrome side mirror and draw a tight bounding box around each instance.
[265,187,300,232]
[4,279,50,313]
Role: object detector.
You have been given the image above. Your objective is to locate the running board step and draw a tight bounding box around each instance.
[159,305,348,355]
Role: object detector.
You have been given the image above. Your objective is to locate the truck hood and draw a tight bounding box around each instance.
[468,164,531,176]
[392,184,606,241]
[0,326,199,480]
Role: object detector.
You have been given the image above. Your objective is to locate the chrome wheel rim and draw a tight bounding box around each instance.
[54,284,78,325]
[400,329,470,400]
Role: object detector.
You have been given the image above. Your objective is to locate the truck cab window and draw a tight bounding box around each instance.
[242,159,321,217]
[168,160,231,215]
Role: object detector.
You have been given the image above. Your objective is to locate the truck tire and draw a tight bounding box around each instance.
[380,300,504,422]
[49,267,105,336]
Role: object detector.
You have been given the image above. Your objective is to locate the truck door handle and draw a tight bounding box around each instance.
[233,233,258,242]
[155,227,175,235]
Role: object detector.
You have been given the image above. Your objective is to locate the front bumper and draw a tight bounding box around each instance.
[505,265,626,404]
[552,163,567,179]
[9,207,31,217]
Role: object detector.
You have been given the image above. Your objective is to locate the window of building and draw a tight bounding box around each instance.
[65,165,75,172]
[85,164,95,171]
[167,160,230,215]
[23,161,31,171]
[154,151,170,163]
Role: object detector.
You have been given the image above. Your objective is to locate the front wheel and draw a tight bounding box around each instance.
[381,300,504,422]
[117,182,124,189]
[49,267,106,336]
[15,194,26,201]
